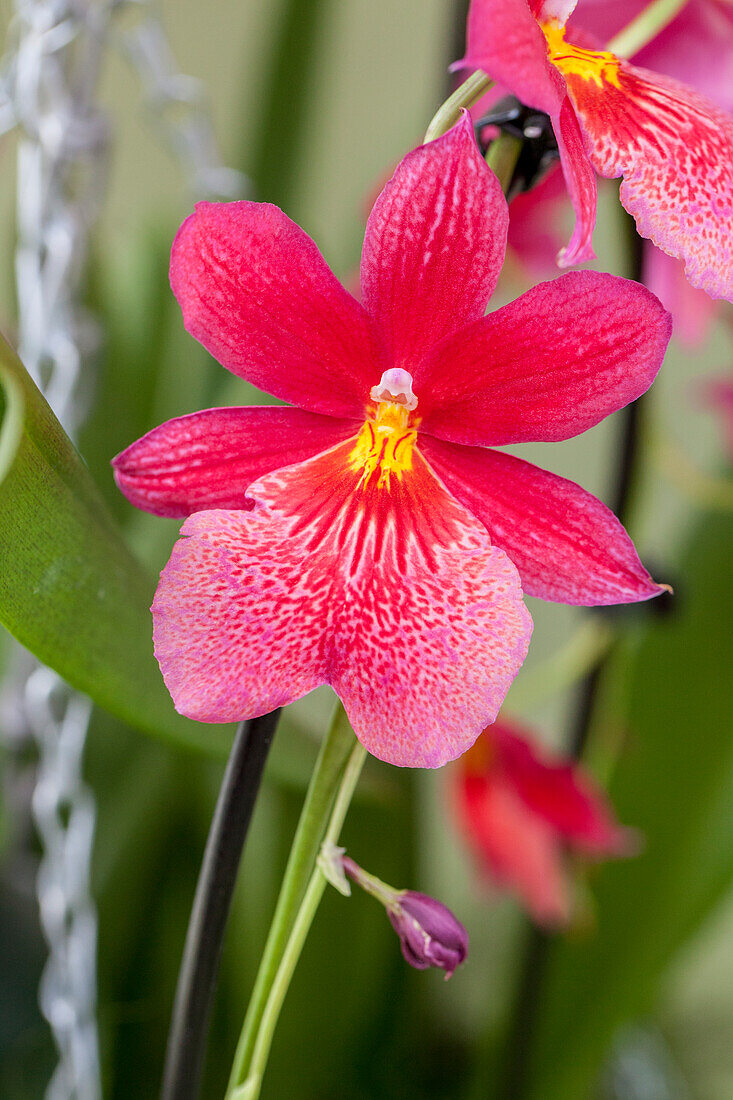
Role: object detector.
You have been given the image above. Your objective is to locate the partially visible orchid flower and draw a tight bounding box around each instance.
[569,0,733,112]
[451,718,637,924]
[461,0,733,300]
[115,116,670,769]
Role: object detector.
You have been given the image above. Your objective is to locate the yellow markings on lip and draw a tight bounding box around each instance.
[348,401,418,491]
[542,22,622,89]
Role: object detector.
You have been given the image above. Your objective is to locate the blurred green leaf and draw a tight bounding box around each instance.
[0,330,230,755]
[518,509,733,1099]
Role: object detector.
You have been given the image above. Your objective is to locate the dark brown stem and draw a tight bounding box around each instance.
[161,710,280,1100]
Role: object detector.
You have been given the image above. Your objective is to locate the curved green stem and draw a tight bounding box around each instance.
[225,704,358,1094]
[227,740,367,1100]
[484,131,523,196]
[608,0,687,59]
[423,70,494,144]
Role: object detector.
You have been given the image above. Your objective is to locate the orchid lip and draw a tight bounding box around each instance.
[370,368,418,411]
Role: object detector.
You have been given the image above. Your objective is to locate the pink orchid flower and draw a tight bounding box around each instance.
[452,718,636,924]
[461,0,733,300]
[114,116,669,769]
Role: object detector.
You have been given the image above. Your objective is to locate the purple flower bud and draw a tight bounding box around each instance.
[387,891,469,979]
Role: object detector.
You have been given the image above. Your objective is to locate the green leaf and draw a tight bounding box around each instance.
[0,330,231,755]
[519,509,733,1099]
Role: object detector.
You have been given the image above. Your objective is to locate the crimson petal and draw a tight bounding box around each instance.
[360,114,508,370]
[415,271,671,446]
[420,437,665,605]
[112,406,357,517]
[170,201,378,417]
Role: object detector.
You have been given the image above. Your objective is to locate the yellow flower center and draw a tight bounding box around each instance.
[349,368,418,490]
[542,22,622,89]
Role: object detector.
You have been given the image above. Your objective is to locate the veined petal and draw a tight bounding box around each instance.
[360,115,508,370]
[491,720,634,853]
[415,271,671,446]
[554,98,598,265]
[153,440,532,768]
[419,437,665,605]
[170,202,378,417]
[112,406,357,517]
[461,0,565,117]
[560,59,733,300]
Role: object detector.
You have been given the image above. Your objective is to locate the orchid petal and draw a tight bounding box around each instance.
[462,0,565,117]
[563,60,733,300]
[420,437,665,604]
[169,201,378,417]
[553,98,598,265]
[112,406,356,517]
[491,720,635,853]
[458,769,570,923]
[360,114,508,371]
[153,441,532,769]
[414,271,671,446]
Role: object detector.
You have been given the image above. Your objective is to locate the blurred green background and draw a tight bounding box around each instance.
[1,1,732,1097]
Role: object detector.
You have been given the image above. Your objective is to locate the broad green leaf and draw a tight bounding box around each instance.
[518,510,733,1099]
[0,330,230,755]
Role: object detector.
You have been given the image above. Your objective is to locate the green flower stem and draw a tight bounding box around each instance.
[423,70,494,144]
[484,131,523,196]
[607,0,687,59]
[228,739,367,1100]
[225,704,358,1093]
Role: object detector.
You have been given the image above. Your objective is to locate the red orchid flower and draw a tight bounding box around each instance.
[114,116,669,769]
[452,717,636,924]
[461,0,733,299]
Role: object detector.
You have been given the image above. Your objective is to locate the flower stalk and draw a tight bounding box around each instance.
[225,705,361,1096]
[227,734,367,1099]
[423,70,494,144]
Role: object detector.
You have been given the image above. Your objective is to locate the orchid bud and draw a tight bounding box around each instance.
[337,853,468,979]
[387,891,469,978]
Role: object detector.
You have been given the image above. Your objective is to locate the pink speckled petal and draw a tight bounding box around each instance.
[461,0,565,116]
[491,719,635,853]
[563,60,733,300]
[419,437,665,605]
[153,440,532,768]
[360,115,508,370]
[170,201,378,417]
[643,243,718,348]
[414,271,671,446]
[553,98,598,265]
[112,406,357,517]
